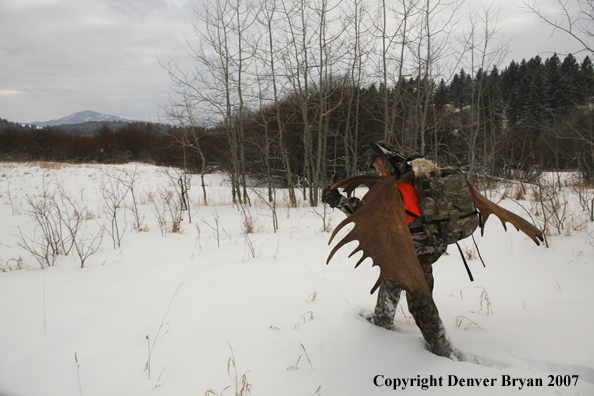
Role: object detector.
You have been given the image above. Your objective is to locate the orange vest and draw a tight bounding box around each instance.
[382,173,421,223]
[397,182,422,223]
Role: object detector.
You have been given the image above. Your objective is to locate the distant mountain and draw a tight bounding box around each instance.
[31,110,134,127]
[1,114,173,136]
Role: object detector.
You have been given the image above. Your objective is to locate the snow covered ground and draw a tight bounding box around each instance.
[0,162,593,396]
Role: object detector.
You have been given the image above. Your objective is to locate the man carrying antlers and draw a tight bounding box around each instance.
[322,141,455,359]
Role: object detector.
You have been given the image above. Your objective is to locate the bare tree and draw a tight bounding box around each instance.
[100,170,129,249]
[160,0,525,193]
[461,3,509,181]
[411,0,462,157]
[255,0,298,205]
[280,0,317,203]
[281,0,346,205]
[162,93,210,208]
[159,167,193,233]
[99,163,143,229]
[522,0,594,56]
[17,178,104,269]
[73,227,104,269]
[17,193,62,268]
[252,64,277,202]
[163,0,256,205]
[370,0,420,145]
[338,0,372,178]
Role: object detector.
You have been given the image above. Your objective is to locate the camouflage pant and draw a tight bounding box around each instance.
[373,235,454,357]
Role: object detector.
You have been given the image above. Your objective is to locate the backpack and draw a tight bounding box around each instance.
[371,143,479,245]
[412,169,479,246]
[373,147,483,280]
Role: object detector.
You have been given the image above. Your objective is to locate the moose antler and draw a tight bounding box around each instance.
[326,173,543,301]
[464,179,544,246]
[327,175,434,305]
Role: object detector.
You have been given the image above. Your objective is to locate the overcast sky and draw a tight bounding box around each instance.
[0,0,588,124]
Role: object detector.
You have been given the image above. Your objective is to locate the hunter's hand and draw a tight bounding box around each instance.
[322,187,342,208]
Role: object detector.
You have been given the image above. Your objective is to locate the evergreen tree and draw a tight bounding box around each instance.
[579,56,594,103]
[500,60,522,125]
[434,78,449,106]
[560,53,581,108]
[526,56,547,126]
[450,69,470,108]
[487,66,504,129]
[545,53,563,114]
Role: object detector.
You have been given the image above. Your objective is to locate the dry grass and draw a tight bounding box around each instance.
[463,245,477,260]
[513,185,526,200]
[145,283,183,379]
[241,209,256,234]
[475,286,493,315]
[37,161,65,170]
[455,315,481,330]
[305,291,317,303]
[205,344,252,396]
[0,257,32,272]
[294,311,314,329]
[74,352,83,396]
[287,341,313,370]
[240,205,266,234]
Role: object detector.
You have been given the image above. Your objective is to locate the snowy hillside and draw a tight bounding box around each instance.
[0,162,593,396]
[31,110,133,127]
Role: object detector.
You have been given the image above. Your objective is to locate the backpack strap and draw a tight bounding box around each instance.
[455,242,474,282]
[406,209,420,219]
[408,225,424,234]
[455,232,487,283]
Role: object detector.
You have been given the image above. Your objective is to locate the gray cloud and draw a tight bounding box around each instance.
[0,0,196,123]
[496,0,586,63]
[0,0,587,124]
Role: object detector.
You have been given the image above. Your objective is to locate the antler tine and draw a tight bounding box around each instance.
[352,251,369,268]
[328,216,352,245]
[465,179,544,246]
[331,175,383,197]
[327,231,356,264]
[371,276,387,295]
[327,226,371,268]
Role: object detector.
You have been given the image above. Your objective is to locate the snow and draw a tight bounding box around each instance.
[0,161,593,396]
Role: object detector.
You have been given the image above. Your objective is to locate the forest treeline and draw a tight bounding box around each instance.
[3,0,594,207]
[1,54,594,204]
